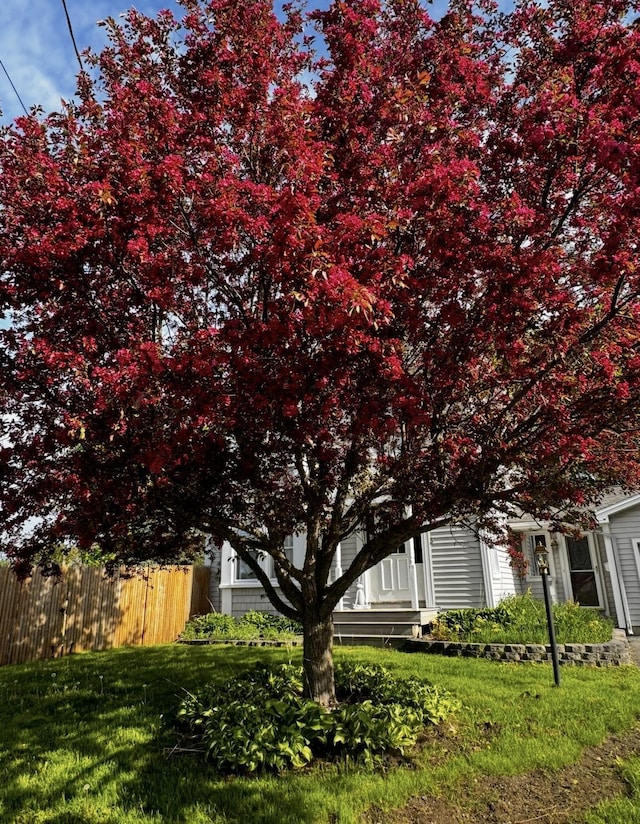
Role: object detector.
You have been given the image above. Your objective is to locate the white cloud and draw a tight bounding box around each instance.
[0,0,183,122]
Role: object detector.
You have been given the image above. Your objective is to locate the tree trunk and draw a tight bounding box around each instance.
[302,610,336,707]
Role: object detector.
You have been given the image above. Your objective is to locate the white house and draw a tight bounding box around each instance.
[507,492,640,635]
[209,492,640,639]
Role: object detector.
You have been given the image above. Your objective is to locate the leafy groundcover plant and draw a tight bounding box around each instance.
[431,593,614,645]
[180,611,303,642]
[177,661,459,773]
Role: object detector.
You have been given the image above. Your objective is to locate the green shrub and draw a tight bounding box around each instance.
[334,661,461,725]
[177,662,304,729]
[178,663,330,772]
[177,661,459,774]
[431,592,614,645]
[328,701,423,764]
[228,661,304,701]
[553,599,614,644]
[238,610,303,639]
[180,613,237,640]
[334,661,391,701]
[329,662,459,764]
[432,605,511,638]
[201,696,330,772]
[180,611,302,641]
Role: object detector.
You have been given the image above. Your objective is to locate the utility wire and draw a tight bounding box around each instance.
[61,0,84,72]
[0,56,28,116]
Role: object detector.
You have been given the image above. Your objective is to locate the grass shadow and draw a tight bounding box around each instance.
[0,645,342,823]
[2,644,640,823]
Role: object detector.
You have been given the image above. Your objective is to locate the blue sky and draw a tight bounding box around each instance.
[0,0,459,125]
[0,0,317,124]
[0,1,189,123]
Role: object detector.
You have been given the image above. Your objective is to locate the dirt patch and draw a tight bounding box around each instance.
[364,726,640,824]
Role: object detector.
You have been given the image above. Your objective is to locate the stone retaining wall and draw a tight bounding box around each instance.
[401,630,631,667]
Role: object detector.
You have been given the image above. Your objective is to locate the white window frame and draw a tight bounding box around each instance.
[489,545,501,579]
[266,534,295,584]
[284,534,294,565]
[230,535,299,587]
[524,532,548,580]
[234,549,261,585]
[562,533,604,609]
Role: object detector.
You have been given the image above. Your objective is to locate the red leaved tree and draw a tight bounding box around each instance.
[1,0,640,704]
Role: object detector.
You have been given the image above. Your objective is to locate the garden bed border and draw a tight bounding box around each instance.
[400,629,631,666]
[179,637,303,647]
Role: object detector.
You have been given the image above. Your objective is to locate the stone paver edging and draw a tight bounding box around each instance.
[179,637,302,647]
[401,629,631,666]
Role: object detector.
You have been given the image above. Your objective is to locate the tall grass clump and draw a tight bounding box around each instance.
[431,592,613,645]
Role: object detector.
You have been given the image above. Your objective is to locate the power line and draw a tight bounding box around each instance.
[61,0,84,72]
[0,56,28,117]
[0,1,83,121]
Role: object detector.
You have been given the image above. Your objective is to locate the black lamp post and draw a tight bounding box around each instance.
[534,541,561,687]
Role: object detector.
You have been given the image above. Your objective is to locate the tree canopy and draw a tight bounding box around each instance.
[1,0,640,702]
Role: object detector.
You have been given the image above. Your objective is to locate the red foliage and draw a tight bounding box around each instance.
[1,0,640,697]
[506,529,529,580]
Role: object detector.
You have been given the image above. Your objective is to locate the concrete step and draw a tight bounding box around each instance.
[332,608,438,640]
[333,608,437,624]
[334,624,421,639]
[333,634,408,648]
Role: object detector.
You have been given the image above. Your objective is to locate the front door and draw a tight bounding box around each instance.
[566,536,601,607]
[378,545,411,602]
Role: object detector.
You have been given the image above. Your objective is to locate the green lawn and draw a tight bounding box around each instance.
[587,756,640,823]
[1,643,640,823]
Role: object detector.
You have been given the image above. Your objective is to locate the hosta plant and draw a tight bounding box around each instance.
[177,661,459,773]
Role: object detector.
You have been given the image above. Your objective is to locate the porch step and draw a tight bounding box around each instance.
[333,634,407,648]
[334,608,437,623]
[332,608,438,645]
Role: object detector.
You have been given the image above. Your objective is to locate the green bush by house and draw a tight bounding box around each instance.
[431,592,613,645]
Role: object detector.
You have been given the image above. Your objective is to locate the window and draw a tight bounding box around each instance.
[236,550,259,581]
[284,535,294,565]
[234,535,295,584]
[526,533,547,577]
[411,534,423,564]
[267,536,295,580]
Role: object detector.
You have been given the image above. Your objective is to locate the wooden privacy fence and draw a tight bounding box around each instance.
[0,564,211,666]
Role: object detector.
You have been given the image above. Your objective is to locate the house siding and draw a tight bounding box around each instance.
[491,545,520,603]
[210,508,632,622]
[229,587,281,618]
[607,503,640,629]
[429,525,486,610]
[337,534,360,607]
[207,548,222,612]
